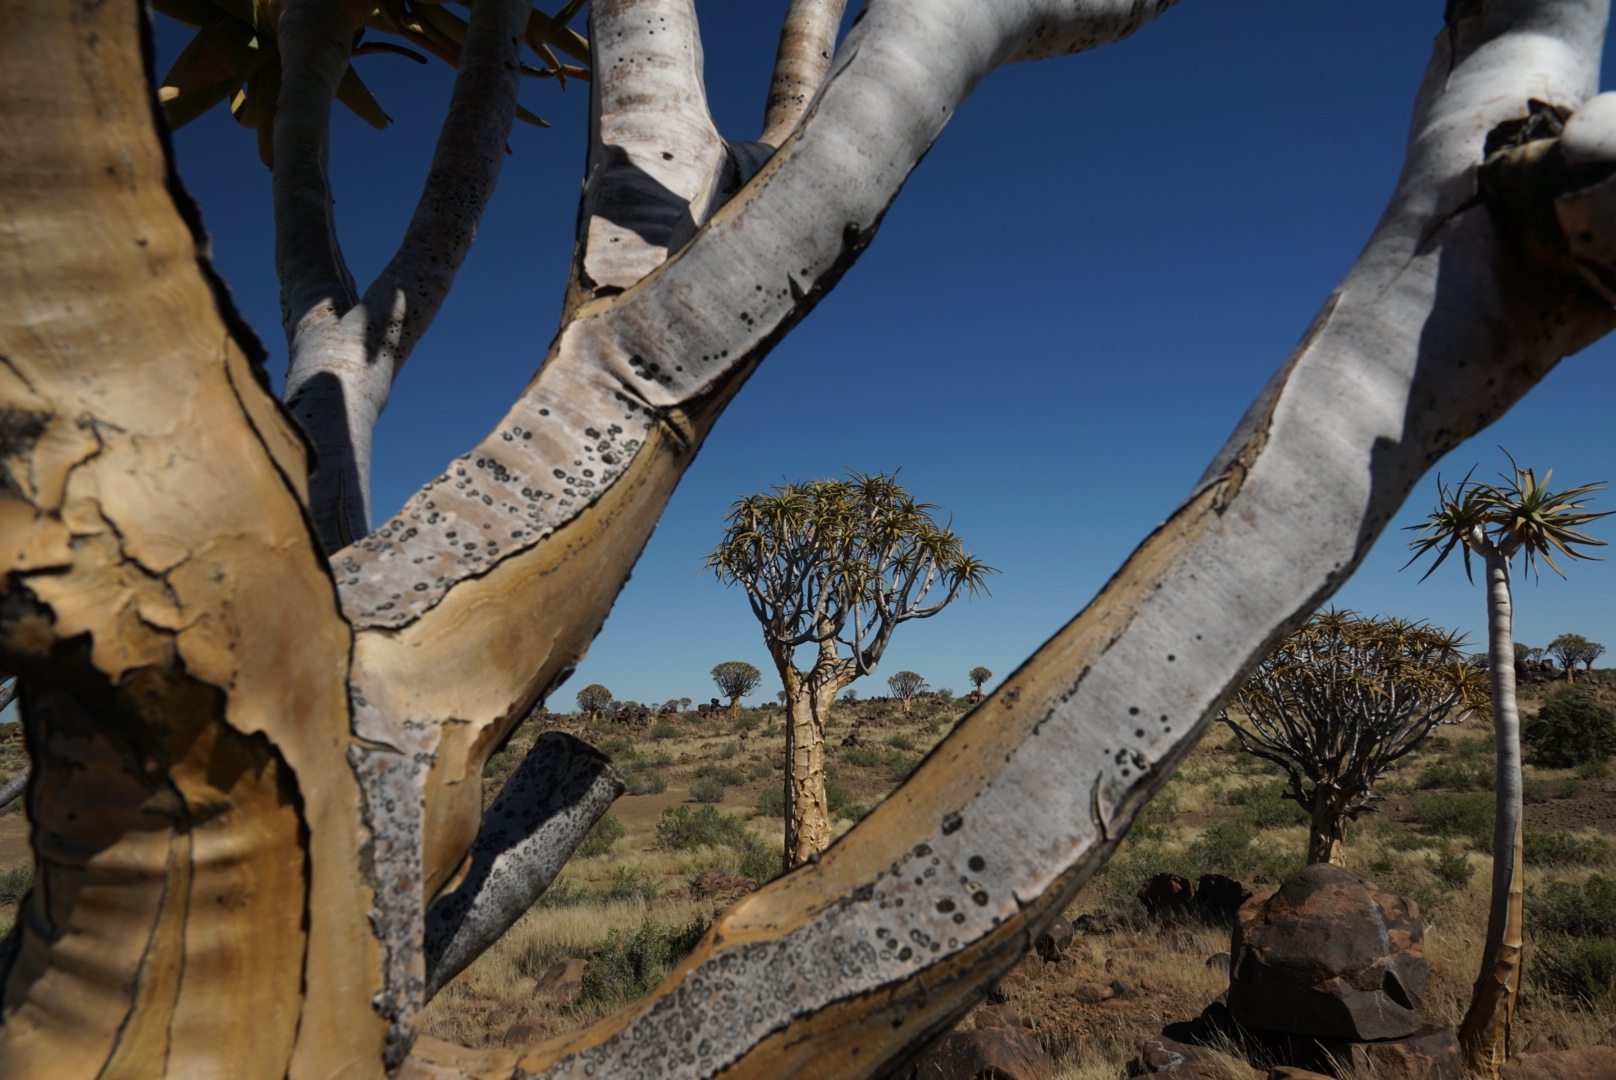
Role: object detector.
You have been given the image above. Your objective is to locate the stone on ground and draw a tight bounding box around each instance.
[1500,1045,1616,1080]
[911,1026,1056,1080]
[1228,864,1426,1041]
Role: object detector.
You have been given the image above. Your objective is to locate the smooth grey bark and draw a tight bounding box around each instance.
[422,734,623,1000]
[277,0,530,550]
[760,0,848,146]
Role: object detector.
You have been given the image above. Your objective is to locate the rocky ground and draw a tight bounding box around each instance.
[1,674,1613,1077]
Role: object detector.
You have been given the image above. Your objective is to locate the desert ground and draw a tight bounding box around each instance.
[1,675,1612,1077]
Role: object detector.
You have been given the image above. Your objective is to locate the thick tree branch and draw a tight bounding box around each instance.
[0,765,25,810]
[760,0,847,147]
[280,0,530,552]
[422,734,622,999]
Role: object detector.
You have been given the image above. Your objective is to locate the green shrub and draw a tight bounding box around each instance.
[1426,848,1476,889]
[1524,831,1614,868]
[1522,777,1553,804]
[598,737,635,757]
[605,865,659,901]
[694,763,747,785]
[1523,690,1616,768]
[656,805,751,851]
[737,840,782,885]
[1577,758,1612,779]
[840,803,869,823]
[580,919,710,1007]
[826,781,859,820]
[1555,777,1584,800]
[719,743,738,760]
[1380,827,1443,852]
[1239,783,1310,829]
[649,720,680,742]
[1527,874,1616,937]
[1410,792,1494,844]
[1535,937,1616,1003]
[755,785,785,818]
[840,746,884,769]
[0,864,32,905]
[690,776,728,804]
[1415,763,1490,792]
[887,753,921,781]
[885,734,916,752]
[533,878,595,909]
[748,763,773,781]
[575,814,628,858]
[623,768,668,795]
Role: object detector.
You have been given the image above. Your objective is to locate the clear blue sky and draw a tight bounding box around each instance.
[149,2,1616,712]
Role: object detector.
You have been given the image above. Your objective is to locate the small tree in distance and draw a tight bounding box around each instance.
[1547,634,1592,682]
[1221,610,1488,867]
[709,472,993,867]
[711,661,762,719]
[575,683,613,721]
[888,671,928,713]
[969,666,993,701]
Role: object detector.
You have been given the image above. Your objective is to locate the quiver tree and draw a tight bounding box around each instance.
[1407,457,1609,1073]
[709,472,991,866]
[969,665,993,701]
[1221,610,1489,867]
[1546,633,1604,679]
[11,2,1616,1079]
[711,661,762,719]
[888,671,929,713]
[576,683,613,721]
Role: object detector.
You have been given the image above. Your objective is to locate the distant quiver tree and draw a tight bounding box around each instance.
[1546,633,1604,680]
[711,661,762,718]
[575,683,613,721]
[709,472,992,866]
[1406,456,1609,1073]
[887,671,928,713]
[968,666,992,701]
[1220,610,1488,868]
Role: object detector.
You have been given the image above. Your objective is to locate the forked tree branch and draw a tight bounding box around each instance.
[760,0,848,147]
[279,0,531,551]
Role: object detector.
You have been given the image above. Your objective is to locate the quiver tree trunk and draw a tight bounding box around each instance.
[1306,790,1349,867]
[1459,547,1528,1073]
[774,640,851,868]
[6,2,1616,1079]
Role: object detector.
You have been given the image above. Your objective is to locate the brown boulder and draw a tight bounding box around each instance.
[1343,1025,1461,1080]
[535,957,587,1003]
[1196,874,1253,921]
[1139,873,1195,918]
[1501,1045,1616,1080]
[973,1005,1024,1030]
[1072,982,1114,1004]
[1034,915,1073,961]
[911,1026,1055,1080]
[1228,864,1427,1041]
[1138,1036,1261,1079]
[689,868,758,904]
[1268,1069,1331,1080]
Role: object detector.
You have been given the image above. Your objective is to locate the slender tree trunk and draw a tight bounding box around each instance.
[1460,545,1527,1077]
[784,677,840,866]
[1306,795,1347,867]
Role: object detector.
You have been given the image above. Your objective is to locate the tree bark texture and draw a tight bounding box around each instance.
[1306,793,1348,867]
[1459,546,1527,1075]
[4,2,1616,1080]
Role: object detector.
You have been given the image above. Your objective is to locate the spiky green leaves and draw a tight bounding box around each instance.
[1405,453,1609,581]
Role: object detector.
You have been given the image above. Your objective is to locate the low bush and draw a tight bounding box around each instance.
[1555,777,1584,800]
[1523,689,1616,768]
[718,743,738,760]
[690,776,728,804]
[755,785,785,817]
[840,746,884,769]
[597,737,635,758]
[694,763,747,786]
[604,865,659,902]
[574,814,628,858]
[579,919,710,1008]
[747,763,773,781]
[1522,777,1553,804]
[649,720,680,742]
[656,805,751,851]
[1523,831,1614,868]
[885,734,916,752]
[533,878,595,909]
[1414,763,1491,792]
[1409,791,1494,845]
[623,768,668,796]
[1527,874,1616,937]
[1239,782,1310,829]
[1535,937,1616,1003]
[0,863,32,905]
[1426,847,1476,889]
[887,753,921,781]
[1578,758,1612,779]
